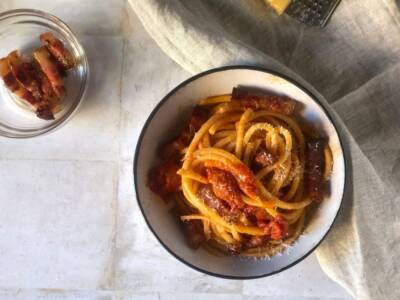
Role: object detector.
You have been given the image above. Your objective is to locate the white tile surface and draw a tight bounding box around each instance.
[120,14,190,160]
[113,293,158,300]
[0,160,117,289]
[160,294,242,300]
[0,1,352,299]
[243,255,352,299]
[0,0,124,35]
[0,289,113,300]
[245,297,348,300]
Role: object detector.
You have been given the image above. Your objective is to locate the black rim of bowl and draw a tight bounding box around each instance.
[133,65,348,280]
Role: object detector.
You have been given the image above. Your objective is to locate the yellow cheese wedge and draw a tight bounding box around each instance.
[265,0,291,15]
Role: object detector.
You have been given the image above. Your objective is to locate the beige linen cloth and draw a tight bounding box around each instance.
[129,1,400,299]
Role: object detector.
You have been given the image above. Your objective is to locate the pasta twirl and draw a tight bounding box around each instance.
[148,87,332,257]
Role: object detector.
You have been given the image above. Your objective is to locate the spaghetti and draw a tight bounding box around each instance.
[148,87,332,257]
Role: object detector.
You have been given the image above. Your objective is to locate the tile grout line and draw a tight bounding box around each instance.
[0,157,117,163]
[108,7,129,288]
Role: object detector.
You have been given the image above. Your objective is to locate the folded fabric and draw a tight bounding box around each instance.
[129,1,400,299]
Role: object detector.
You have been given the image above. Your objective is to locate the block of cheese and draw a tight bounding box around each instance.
[265,0,291,15]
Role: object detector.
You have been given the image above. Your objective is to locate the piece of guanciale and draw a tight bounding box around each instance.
[40,32,75,70]
[305,138,326,203]
[7,51,43,100]
[33,46,65,98]
[231,87,296,115]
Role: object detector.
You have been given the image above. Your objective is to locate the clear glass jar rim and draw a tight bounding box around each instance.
[0,9,89,138]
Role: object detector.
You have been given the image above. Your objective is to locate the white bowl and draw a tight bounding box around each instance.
[134,66,346,279]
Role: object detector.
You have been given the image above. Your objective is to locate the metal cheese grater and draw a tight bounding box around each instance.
[285,0,341,27]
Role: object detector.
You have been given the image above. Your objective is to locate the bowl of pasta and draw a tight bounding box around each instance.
[134,66,346,278]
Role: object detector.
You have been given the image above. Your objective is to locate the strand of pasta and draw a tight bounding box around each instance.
[181,176,265,235]
[177,169,208,184]
[241,213,305,257]
[191,148,311,211]
[208,113,242,135]
[283,153,300,187]
[199,94,231,105]
[324,145,333,181]
[213,130,236,139]
[183,111,240,167]
[213,133,236,148]
[177,103,326,257]
[235,108,253,159]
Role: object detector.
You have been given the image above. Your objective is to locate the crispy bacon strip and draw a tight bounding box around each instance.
[148,160,181,197]
[33,47,65,98]
[305,139,326,202]
[204,160,259,198]
[182,221,205,249]
[1,56,57,120]
[0,58,19,92]
[0,57,38,107]
[159,138,186,162]
[172,195,205,249]
[232,87,296,115]
[40,32,75,70]
[34,64,61,114]
[160,106,208,160]
[7,51,43,100]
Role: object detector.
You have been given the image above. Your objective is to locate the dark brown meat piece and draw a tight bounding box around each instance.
[253,147,275,169]
[36,105,54,120]
[11,85,38,107]
[197,185,240,221]
[35,64,57,101]
[206,167,244,209]
[3,54,57,120]
[170,195,205,249]
[159,138,186,162]
[305,138,326,202]
[182,221,205,249]
[244,206,269,226]
[204,160,259,199]
[0,57,38,107]
[7,51,43,100]
[33,46,65,98]
[34,64,61,114]
[0,58,19,92]
[148,160,181,197]
[231,87,296,115]
[160,106,208,160]
[0,49,66,120]
[40,32,75,70]
[180,106,208,143]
